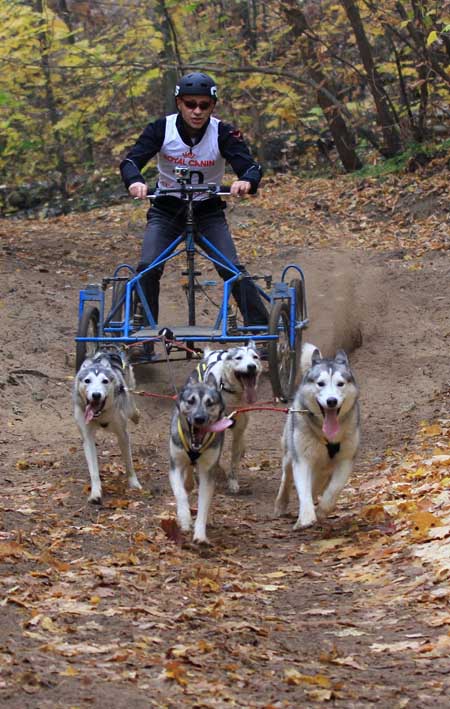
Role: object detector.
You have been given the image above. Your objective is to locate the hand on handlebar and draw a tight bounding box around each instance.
[230,180,252,196]
[129,182,148,199]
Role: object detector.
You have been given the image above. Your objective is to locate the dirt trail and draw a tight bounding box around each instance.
[0,202,449,708]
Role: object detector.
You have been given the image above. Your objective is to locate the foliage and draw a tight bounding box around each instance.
[0,0,449,206]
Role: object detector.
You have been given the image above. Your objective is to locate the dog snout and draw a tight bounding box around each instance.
[247,363,257,373]
[326,397,338,408]
[91,392,102,402]
[193,414,207,426]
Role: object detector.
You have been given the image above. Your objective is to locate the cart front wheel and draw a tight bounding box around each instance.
[289,277,305,373]
[76,306,100,372]
[267,300,296,402]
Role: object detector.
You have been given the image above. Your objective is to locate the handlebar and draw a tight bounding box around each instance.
[145,183,231,200]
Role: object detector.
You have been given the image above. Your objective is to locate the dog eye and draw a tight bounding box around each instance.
[337,381,345,387]
[317,381,325,387]
[188,397,196,405]
[235,356,243,361]
[102,378,109,384]
[84,378,91,384]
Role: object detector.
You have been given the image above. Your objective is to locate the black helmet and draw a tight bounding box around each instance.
[175,72,217,100]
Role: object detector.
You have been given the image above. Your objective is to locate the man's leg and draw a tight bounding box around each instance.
[198,211,268,326]
[138,207,184,323]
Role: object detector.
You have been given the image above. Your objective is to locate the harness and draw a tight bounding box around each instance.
[326,442,341,458]
[177,417,217,464]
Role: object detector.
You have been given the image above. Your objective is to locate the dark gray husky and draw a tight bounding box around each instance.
[275,343,360,529]
[169,372,229,544]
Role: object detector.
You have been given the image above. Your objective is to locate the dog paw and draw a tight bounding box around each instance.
[131,410,140,425]
[128,478,142,491]
[193,534,211,546]
[89,494,102,505]
[274,502,288,517]
[293,513,317,529]
[227,479,240,494]
[179,518,192,533]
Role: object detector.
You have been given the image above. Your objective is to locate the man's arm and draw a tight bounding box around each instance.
[119,118,166,195]
[218,122,263,194]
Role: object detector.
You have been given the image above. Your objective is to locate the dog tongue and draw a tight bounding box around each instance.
[84,405,95,424]
[322,409,340,440]
[244,382,257,404]
[203,418,234,433]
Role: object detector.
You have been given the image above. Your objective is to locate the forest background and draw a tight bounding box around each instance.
[0,0,449,216]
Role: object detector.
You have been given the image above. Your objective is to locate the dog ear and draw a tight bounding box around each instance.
[311,348,322,365]
[335,350,349,366]
[78,357,93,372]
[205,372,219,390]
[246,339,256,351]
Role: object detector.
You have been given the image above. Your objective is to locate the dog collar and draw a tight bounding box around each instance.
[220,380,238,395]
[177,417,216,464]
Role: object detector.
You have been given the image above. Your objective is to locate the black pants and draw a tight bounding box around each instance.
[137,204,268,325]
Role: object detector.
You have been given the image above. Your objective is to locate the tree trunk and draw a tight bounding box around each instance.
[283,1,362,172]
[155,0,182,115]
[341,0,402,157]
[34,0,69,210]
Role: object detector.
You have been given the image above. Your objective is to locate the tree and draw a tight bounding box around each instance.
[341,0,402,156]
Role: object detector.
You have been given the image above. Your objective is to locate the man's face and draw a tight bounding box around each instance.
[176,94,215,131]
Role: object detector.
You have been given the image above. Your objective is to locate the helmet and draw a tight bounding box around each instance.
[175,72,217,100]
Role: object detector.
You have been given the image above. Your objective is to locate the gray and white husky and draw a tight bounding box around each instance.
[73,351,141,504]
[275,343,360,528]
[169,373,227,544]
[201,342,262,493]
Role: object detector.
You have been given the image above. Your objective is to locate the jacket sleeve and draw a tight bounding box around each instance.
[119,118,166,189]
[218,122,263,194]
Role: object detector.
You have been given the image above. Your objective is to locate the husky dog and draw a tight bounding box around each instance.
[275,343,360,528]
[73,351,141,504]
[169,373,228,544]
[200,342,262,493]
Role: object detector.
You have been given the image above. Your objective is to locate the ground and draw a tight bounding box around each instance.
[0,169,449,708]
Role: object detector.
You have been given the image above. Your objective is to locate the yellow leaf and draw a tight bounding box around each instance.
[426,30,438,46]
[410,511,442,538]
[41,616,59,633]
[264,571,287,579]
[284,669,331,687]
[421,423,442,437]
[164,661,188,686]
[59,666,79,677]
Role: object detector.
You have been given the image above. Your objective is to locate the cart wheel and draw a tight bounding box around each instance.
[289,277,305,372]
[267,300,297,402]
[75,305,100,372]
[111,280,126,323]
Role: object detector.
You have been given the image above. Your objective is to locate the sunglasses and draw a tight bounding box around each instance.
[181,98,213,111]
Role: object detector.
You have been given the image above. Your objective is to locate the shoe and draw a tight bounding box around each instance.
[129,342,156,363]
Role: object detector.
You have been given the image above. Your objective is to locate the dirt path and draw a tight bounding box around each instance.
[0,194,449,708]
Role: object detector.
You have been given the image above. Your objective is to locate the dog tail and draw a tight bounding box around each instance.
[301,342,321,374]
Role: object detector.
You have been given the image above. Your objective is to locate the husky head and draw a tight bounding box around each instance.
[301,344,358,441]
[221,341,262,404]
[75,352,124,424]
[178,373,225,451]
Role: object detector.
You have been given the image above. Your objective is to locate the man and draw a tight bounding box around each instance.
[120,72,268,355]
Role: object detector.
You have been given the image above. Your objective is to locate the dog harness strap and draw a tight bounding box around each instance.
[177,417,216,463]
[326,442,341,458]
[220,380,237,395]
[196,361,208,382]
